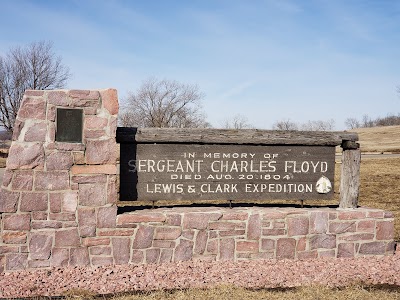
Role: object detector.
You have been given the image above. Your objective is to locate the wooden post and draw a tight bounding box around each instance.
[339,141,361,209]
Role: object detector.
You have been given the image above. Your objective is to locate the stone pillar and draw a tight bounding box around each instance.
[0,89,119,271]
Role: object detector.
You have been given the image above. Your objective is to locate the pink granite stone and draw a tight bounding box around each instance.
[18,97,46,120]
[174,239,194,262]
[310,234,336,249]
[310,211,329,234]
[46,151,74,170]
[85,139,117,165]
[20,192,48,212]
[288,216,309,236]
[183,213,222,230]
[376,221,394,240]
[276,238,296,259]
[55,228,80,247]
[48,91,69,106]
[132,226,154,249]
[78,207,96,237]
[0,189,20,212]
[112,238,131,265]
[3,214,31,230]
[146,248,160,264]
[6,253,28,270]
[79,183,106,206]
[34,171,69,190]
[29,234,53,259]
[11,170,34,191]
[97,206,117,228]
[70,247,90,266]
[24,123,47,142]
[51,248,69,267]
[6,143,44,170]
[247,214,261,240]
[100,89,119,115]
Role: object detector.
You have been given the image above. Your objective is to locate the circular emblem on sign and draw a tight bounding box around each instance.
[316,176,332,194]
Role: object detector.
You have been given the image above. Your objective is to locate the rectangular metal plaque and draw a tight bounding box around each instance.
[56,108,83,143]
[120,144,335,201]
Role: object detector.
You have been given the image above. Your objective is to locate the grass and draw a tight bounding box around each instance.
[351,125,400,153]
[62,285,400,300]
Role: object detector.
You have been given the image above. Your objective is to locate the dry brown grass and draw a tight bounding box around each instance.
[63,285,400,300]
[350,125,400,153]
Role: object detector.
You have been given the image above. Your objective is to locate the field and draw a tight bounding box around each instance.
[350,125,400,153]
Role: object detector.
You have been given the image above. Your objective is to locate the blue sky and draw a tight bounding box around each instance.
[1,0,399,129]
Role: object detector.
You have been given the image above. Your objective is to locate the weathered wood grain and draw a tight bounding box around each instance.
[116,127,358,146]
[339,149,361,209]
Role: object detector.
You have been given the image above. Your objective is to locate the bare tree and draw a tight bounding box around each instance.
[0,41,71,132]
[222,114,253,129]
[345,117,361,129]
[361,114,374,128]
[300,119,335,131]
[272,119,298,131]
[121,77,209,128]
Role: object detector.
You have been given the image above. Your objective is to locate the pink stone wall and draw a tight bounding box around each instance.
[0,89,395,272]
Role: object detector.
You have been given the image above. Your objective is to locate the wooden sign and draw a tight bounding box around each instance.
[119,143,335,201]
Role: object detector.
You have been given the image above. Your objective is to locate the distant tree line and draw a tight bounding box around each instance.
[345,114,400,129]
[272,119,335,131]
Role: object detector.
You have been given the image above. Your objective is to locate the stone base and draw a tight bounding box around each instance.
[0,206,395,271]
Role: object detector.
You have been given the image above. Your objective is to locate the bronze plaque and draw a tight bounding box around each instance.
[120,144,335,201]
[56,108,83,143]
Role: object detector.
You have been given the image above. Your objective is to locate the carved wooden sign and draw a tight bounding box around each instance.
[120,143,335,201]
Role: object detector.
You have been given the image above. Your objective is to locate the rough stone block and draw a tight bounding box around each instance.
[357,220,375,233]
[337,243,355,258]
[84,129,107,139]
[35,171,69,190]
[165,214,182,226]
[174,239,194,262]
[297,251,318,259]
[262,228,286,236]
[236,241,259,252]
[99,229,135,236]
[47,105,56,122]
[0,189,20,212]
[112,238,131,265]
[55,228,80,247]
[219,229,246,237]
[18,97,46,120]
[319,249,336,258]
[2,170,13,187]
[247,214,261,240]
[70,247,90,266]
[49,212,76,221]
[51,248,69,267]
[359,242,387,255]
[0,246,20,254]
[329,221,356,234]
[79,183,106,206]
[25,90,45,97]
[72,151,85,165]
[310,211,329,234]
[97,206,117,228]
[117,213,165,225]
[376,221,394,240]
[194,230,207,255]
[32,211,47,220]
[338,211,366,220]
[6,143,44,170]
[48,90,69,106]
[82,237,110,247]
[72,175,107,184]
[3,231,27,244]
[85,116,108,129]
[146,248,160,264]
[24,122,47,142]
[6,253,28,270]
[221,212,248,221]
[339,233,374,241]
[62,191,78,212]
[46,151,74,170]
[32,221,62,229]
[90,246,112,256]
[107,174,117,204]
[288,216,309,236]
[12,119,24,141]
[20,192,48,212]
[261,239,275,251]
[11,170,33,191]
[207,239,218,254]
[3,214,31,230]
[153,240,176,248]
[92,256,113,266]
[276,238,296,259]
[160,249,173,263]
[69,89,100,100]
[28,260,51,268]
[131,250,144,264]
[71,165,117,175]
[154,227,182,240]
[183,213,222,230]
[310,234,336,249]
[29,234,52,260]
[100,89,119,115]
[78,207,96,237]
[86,139,117,164]
[132,226,154,249]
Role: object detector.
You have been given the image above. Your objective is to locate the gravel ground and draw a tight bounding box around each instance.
[1,255,400,298]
